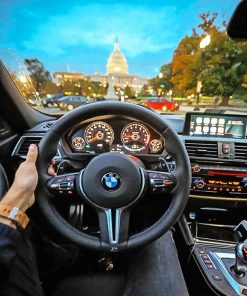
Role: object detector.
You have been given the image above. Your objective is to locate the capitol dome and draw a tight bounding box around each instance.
[106,40,129,75]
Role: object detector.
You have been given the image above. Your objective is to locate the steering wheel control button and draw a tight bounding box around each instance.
[101,172,121,191]
[49,174,77,195]
[147,171,175,193]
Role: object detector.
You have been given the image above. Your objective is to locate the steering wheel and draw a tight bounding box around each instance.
[37,102,191,252]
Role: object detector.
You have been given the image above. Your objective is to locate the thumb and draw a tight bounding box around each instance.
[26,144,38,163]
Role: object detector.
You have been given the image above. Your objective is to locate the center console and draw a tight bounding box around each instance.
[179,112,247,296]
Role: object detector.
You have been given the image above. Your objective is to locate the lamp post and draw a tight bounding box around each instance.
[194,34,211,111]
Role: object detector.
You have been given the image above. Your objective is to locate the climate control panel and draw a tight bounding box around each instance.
[190,163,247,197]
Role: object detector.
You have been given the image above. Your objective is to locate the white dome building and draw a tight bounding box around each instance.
[89,39,148,99]
[106,40,129,75]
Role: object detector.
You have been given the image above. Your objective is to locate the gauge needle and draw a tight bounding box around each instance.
[123,135,138,139]
[88,137,99,142]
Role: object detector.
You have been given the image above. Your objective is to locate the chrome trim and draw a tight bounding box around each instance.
[194,238,236,247]
[12,135,62,159]
[105,208,122,244]
[78,167,146,245]
[192,222,235,228]
[190,194,247,202]
[210,252,247,296]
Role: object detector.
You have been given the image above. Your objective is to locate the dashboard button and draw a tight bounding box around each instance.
[193,164,201,173]
[222,143,231,154]
[212,275,222,281]
[206,264,215,269]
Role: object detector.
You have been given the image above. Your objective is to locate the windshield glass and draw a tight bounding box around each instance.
[1,0,245,115]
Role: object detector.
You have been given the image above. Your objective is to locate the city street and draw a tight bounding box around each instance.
[37,103,247,116]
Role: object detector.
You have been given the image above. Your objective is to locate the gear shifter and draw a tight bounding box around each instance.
[232,242,247,276]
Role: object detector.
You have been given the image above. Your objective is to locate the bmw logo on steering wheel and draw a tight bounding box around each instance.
[101,172,121,191]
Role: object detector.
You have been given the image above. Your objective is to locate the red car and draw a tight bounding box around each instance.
[142,97,179,111]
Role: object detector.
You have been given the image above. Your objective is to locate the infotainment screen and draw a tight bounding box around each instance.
[184,113,247,138]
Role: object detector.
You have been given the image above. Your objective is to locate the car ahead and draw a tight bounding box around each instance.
[42,93,66,107]
[142,97,179,111]
[58,95,88,111]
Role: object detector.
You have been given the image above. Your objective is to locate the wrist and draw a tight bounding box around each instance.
[0,204,30,229]
[1,187,30,212]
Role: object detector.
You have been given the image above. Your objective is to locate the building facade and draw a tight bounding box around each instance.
[53,40,148,94]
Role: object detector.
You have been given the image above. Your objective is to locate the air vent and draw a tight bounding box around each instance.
[185,140,218,159]
[13,136,61,158]
[235,143,247,161]
[18,137,42,156]
[42,122,54,129]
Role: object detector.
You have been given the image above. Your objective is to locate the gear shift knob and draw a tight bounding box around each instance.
[233,242,247,276]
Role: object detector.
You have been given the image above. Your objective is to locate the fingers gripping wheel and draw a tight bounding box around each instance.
[37,101,191,251]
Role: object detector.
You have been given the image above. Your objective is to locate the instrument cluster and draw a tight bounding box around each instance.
[69,119,164,155]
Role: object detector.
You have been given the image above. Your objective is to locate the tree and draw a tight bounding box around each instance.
[198,17,247,105]
[63,81,75,94]
[140,84,150,97]
[124,85,135,98]
[150,63,173,96]
[167,12,247,105]
[24,59,52,93]
[43,81,59,95]
[171,31,200,96]
[10,71,36,101]
[90,81,107,96]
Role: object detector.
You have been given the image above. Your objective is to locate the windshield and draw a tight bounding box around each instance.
[1,0,245,115]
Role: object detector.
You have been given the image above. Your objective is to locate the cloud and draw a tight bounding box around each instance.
[22,3,179,57]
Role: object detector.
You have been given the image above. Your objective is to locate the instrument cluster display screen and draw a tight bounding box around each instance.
[185,113,247,138]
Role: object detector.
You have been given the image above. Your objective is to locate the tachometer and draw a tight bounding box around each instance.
[121,122,150,152]
[84,121,114,152]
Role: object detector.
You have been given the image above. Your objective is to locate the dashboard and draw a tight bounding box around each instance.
[12,111,247,201]
[68,118,164,155]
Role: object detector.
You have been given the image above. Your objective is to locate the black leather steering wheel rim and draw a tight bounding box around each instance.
[37,101,191,251]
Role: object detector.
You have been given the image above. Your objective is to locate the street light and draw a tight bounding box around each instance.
[200,35,211,49]
[158,72,163,79]
[194,34,211,111]
[19,75,28,83]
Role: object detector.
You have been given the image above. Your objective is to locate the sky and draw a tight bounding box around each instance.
[0,0,239,78]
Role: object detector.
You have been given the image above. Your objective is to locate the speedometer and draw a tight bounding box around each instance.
[121,122,150,152]
[84,121,114,152]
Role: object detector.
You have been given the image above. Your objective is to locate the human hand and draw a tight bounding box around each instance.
[1,144,38,211]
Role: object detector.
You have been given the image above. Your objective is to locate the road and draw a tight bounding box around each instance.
[37,104,247,116]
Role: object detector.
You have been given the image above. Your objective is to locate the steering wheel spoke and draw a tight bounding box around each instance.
[97,207,130,251]
[47,173,79,196]
[146,170,176,194]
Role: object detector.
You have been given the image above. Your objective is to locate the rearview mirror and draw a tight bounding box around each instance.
[227,0,247,41]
